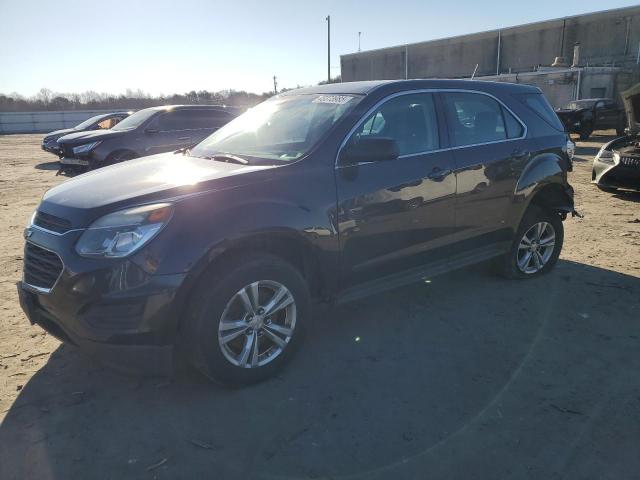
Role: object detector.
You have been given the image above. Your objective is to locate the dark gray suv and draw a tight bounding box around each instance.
[56,105,238,170]
[19,80,576,385]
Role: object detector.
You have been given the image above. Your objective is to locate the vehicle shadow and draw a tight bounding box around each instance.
[612,190,640,203]
[34,161,60,171]
[1,260,639,480]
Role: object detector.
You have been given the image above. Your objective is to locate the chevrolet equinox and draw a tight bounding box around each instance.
[18,80,576,385]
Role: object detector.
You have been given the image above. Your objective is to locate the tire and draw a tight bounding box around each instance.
[578,124,592,141]
[496,205,563,279]
[102,150,136,167]
[181,253,310,386]
[597,185,618,194]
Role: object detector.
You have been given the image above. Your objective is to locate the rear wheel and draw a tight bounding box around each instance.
[579,123,592,141]
[497,206,563,279]
[181,253,310,385]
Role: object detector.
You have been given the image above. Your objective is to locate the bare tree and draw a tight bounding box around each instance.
[0,87,276,112]
[36,88,53,105]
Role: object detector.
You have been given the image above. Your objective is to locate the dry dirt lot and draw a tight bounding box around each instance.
[0,133,639,479]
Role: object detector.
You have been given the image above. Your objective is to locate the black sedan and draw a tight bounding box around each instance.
[56,105,238,171]
[41,112,130,156]
[592,84,640,192]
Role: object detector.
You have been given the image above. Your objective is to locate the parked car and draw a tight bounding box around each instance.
[555,98,626,140]
[56,105,238,170]
[592,84,640,192]
[18,80,575,385]
[41,112,130,156]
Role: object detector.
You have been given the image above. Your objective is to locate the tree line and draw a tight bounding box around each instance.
[0,76,343,113]
[0,88,275,112]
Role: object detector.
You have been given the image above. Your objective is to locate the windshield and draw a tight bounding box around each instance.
[111,108,158,131]
[74,115,105,130]
[562,100,596,110]
[190,94,362,162]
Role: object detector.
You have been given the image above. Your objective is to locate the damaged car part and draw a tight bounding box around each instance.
[592,83,640,192]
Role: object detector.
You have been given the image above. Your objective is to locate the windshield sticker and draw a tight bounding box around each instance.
[312,95,353,105]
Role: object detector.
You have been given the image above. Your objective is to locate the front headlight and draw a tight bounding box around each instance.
[75,203,173,258]
[72,141,102,155]
[595,148,615,165]
[566,139,575,160]
[27,209,36,227]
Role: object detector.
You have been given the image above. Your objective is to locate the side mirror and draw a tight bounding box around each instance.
[339,137,399,165]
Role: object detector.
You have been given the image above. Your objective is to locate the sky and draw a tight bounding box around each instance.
[0,0,638,97]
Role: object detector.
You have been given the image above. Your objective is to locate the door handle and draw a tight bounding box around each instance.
[427,167,451,181]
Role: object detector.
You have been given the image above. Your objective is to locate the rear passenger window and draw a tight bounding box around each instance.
[348,93,439,156]
[442,92,508,146]
[190,110,233,129]
[154,111,195,131]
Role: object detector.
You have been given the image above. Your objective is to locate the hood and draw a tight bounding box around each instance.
[44,128,77,141]
[40,152,275,224]
[57,128,125,145]
[621,83,640,135]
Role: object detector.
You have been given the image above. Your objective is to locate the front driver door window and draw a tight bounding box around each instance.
[336,92,457,288]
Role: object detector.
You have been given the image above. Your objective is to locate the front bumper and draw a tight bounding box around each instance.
[592,157,640,191]
[18,282,174,375]
[60,157,89,166]
[17,228,188,375]
[42,143,62,156]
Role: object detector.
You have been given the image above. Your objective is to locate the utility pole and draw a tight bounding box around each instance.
[358,31,362,52]
[326,15,331,83]
[273,75,278,94]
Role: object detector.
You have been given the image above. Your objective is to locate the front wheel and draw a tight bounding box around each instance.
[497,206,564,279]
[101,150,137,168]
[181,253,310,385]
[597,185,618,194]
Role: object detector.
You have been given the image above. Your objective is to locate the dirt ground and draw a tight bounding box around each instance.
[0,133,639,479]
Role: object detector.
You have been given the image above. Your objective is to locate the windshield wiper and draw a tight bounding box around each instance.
[204,153,249,165]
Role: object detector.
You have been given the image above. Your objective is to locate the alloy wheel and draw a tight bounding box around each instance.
[516,222,556,274]
[217,280,297,368]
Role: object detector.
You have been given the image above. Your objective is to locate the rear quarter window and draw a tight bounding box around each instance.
[517,93,564,131]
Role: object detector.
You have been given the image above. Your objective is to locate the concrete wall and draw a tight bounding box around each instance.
[474,67,638,108]
[0,110,119,134]
[341,5,640,82]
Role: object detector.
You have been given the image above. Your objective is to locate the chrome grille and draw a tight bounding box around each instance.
[23,242,63,292]
[620,156,640,168]
[34,211,72,234]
